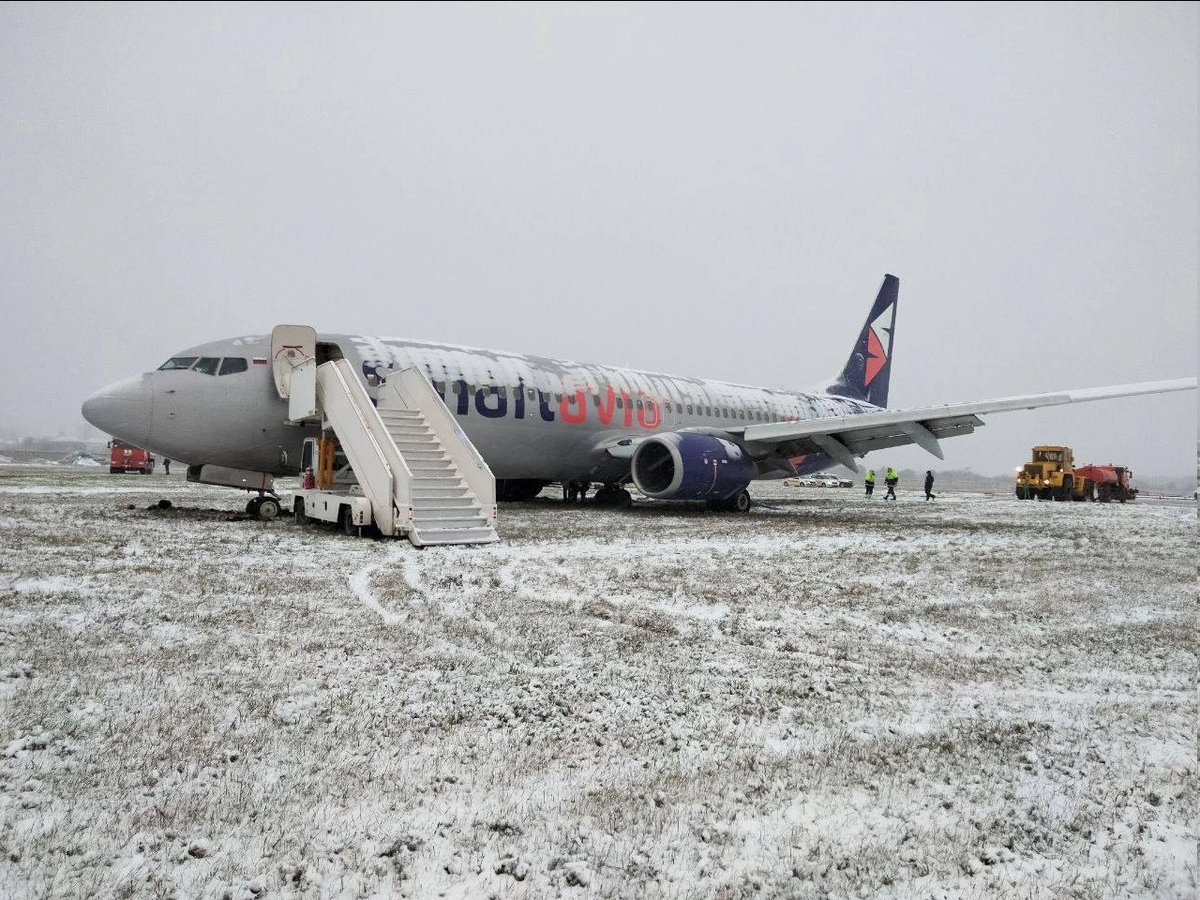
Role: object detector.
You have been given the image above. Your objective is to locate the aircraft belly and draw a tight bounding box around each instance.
[460,418,608,480]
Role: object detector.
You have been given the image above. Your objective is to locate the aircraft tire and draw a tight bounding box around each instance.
[257,497,280,520]
[731,490,752,513]
[246,497,261,516]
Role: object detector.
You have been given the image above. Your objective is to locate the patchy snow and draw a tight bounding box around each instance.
[0,463,1194,899]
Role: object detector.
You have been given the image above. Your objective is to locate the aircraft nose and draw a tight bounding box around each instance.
[81,375,153,446]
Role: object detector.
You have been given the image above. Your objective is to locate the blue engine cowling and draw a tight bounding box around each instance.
[631,432,756,501]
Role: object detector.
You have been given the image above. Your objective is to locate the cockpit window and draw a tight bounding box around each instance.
[193,357,221,376]
[158,356,198,371]
[218,357,248,376]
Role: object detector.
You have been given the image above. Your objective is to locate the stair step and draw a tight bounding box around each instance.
[414,520,490,531]
[414,506,485,520]
[412,527,500,546]
[387,428,435,439]
[415,496,475,511]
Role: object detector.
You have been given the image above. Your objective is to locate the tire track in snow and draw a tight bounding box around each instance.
[346,545,414,624]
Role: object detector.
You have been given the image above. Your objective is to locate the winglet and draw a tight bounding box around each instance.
[828,274,898,408]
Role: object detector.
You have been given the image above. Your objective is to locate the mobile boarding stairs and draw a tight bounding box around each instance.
[272,325,499,548]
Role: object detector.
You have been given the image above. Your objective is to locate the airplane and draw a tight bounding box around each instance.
[81,274,1195,517]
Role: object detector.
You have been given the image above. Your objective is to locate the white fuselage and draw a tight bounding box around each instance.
[83,331,874,481]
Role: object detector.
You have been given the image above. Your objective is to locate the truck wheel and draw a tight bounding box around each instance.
[294,498,308,524]
[339,506,358,536]
[257,497,280,520]
[1059,475,1073,501]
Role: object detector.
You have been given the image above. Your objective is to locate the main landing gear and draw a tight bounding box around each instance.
[706,490,752,513]
[591,483,633,508]
[246,493,282,520]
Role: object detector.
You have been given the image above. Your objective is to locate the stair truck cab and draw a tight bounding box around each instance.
[293,437,376,536]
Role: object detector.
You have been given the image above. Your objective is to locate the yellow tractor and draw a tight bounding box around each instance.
[1015,446,1078,500]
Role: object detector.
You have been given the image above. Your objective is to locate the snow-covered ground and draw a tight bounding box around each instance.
[0,465,1194,899]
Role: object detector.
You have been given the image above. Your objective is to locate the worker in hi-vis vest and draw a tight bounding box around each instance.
[884,467,899,500]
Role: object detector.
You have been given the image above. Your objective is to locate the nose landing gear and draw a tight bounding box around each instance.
[246,493,282,520]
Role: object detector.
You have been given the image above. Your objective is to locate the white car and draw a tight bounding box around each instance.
[784,473,853,488]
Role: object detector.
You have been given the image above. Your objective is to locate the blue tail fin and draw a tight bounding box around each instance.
[828,274,898,408]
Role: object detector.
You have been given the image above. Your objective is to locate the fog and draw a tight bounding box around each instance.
[1,3,1195,476]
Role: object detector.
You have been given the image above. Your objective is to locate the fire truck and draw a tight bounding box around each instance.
[108,438,155,474]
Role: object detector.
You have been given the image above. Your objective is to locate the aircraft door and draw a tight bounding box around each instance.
[270,325,317,400]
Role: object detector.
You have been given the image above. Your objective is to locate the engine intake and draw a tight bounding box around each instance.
[631,432,756,501]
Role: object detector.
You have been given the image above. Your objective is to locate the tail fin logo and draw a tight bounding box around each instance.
[864,314,890,388]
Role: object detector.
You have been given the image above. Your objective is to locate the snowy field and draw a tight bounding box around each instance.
[0,464,1195,900]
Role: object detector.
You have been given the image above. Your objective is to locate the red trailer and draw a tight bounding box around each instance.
[1072,464,1137,503]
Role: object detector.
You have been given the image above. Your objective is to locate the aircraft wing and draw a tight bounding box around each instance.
[737,378,1197,471]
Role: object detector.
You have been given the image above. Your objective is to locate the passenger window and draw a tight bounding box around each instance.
[193,357,220,375]
[158,356,198,371]
[218,357,248,376]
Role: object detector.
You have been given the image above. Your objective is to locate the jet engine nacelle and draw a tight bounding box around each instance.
[631,432,756,501]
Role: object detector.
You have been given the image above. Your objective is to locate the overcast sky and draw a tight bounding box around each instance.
[2,2,1195,476]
